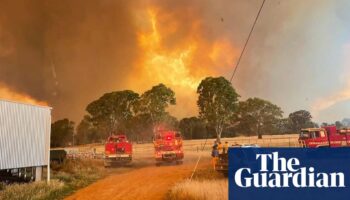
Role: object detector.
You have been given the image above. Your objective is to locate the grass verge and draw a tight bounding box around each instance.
[0,159,107,200]
[167,165,228,200]
[0,180,64,200]
[168,179,228,200]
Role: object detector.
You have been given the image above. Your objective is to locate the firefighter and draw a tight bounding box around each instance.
[213,140,218,148]
[218,141,223,154]
[223,141,229,154]
[211,144,219,170]
[211,141,219,170]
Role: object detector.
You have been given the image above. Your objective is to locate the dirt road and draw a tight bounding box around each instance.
[65,153,209,200]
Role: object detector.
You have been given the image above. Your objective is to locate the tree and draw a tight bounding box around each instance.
[288,110,313,132]
[197,76,239,141]
[179,117,207,139]
[138,84,176,126]
[321,122,329,127]
[335,121,343,129]
[275,118,293,134]
[162,114,179,130]
[127,113,154,142]
[51,119,75,147]
[234,98,283,139]
[76,115,100,145]
[86,90,139,137]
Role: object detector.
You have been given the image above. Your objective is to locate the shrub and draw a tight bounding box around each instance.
[0,180,64,200]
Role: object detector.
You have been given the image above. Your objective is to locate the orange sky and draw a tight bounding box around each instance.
[1,0,349,123]
[0,1,239,121]
[0,83,47,106]
[128,7,238,117]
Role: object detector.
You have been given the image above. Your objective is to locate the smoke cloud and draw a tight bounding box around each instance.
[1,0,350,123]
[0,0,139,121]
[311,43,350,122]
[0,0,242,122]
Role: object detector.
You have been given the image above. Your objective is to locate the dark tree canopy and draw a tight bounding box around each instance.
[127,113,154,141]
[335,121,344,129]
[138,83,176,126]
[86,90,139,136]
[179,117,207,139]
[288,110,313,131]
[321,122,329,127]
[275,118,293,134]
[162,114,179,130]
[234,98,283,139]
[78,84,177,143]
[76,115,100,145]
[197,76,239,141]
[51,118,75,147]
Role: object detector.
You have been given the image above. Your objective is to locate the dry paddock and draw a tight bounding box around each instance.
[57,134,300,158]
[60,134,300,200]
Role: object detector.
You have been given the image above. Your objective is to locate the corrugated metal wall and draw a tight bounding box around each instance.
[0,100,51,170]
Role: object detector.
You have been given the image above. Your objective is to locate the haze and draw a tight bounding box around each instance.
[0,0,349,124]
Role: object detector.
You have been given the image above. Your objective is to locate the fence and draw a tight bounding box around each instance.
[56,135,300,160]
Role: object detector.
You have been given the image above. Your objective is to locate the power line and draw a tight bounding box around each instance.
[191,0,267,180]
[230,0,266,83]
[190,126,210,180]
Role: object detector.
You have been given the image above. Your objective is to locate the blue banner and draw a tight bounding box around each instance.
[229,148,350,200]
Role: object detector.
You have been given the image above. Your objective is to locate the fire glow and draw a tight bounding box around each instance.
[0,83,47,106]
[136,8,201,90]
[130,7,239,117]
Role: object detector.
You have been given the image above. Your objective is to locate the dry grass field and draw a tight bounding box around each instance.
[61,134,300,158]
[168,179,228,200]
[5,134,298,200]
[165,134,300,200]
[59,134,299,200]
[0,180,64,200]
[0,135,300,200]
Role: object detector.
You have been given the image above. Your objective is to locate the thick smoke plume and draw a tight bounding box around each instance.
[0,0,241,121]
[0,82,47,106]
[1,0,349,123]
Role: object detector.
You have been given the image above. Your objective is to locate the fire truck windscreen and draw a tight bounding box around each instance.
[154,132,182,140]
[108,135,126,142]
[300,130,326,139]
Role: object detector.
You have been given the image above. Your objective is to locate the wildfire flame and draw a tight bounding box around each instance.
[130,7,238,117]
[136,9,200,90]
[0,83,47,106]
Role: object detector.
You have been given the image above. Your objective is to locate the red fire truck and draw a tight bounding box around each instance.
[299,126,350,148]
[153,130,184,165]
[104,135,132,167]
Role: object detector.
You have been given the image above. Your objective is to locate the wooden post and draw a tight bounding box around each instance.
[35,166,42,182]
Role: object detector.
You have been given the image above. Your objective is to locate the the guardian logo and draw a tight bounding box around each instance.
[234,152,345,188]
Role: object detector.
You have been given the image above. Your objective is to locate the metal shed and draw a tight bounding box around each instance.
[0,99,51,181]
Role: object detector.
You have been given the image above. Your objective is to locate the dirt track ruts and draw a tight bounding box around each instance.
[65,162,198,200]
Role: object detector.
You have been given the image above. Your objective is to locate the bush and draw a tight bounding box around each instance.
[0,180,64,200]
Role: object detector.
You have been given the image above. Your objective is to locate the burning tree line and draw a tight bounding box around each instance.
[51,76,321,147]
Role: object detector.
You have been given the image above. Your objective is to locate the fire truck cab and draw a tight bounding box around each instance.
[104,135,132,167]
[299,126,350,148]
[153,130,184,165]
